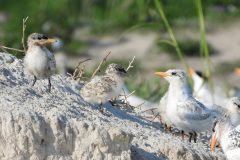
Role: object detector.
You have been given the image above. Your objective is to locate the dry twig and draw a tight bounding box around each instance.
[22,17,29,52]
[140,107,158,113]
[126,56,135,71]
[0,16,28,54]
[121,88,131,107]
[70,58,91,80]
[91,51,111,78]
[0,46,24,53]
[134,101,145,109]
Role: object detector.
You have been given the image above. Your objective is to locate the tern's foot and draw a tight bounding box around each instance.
[181,130,185,140]
[48,78,51,93]
[32,75,37,86]
[189,132,197,143]
[109,99,117,106]
[163,124,172,132]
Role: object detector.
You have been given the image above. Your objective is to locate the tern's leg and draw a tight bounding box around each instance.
[109,97,117,106]
[164,124,168,130]
[193,131,197,143]
[159,116,163,125]
[168,126,172,132]
[181,130,185,140]
[48,77,51,92]
[189,132,193,142]
[99,102,104,113]
[32,75,37,86]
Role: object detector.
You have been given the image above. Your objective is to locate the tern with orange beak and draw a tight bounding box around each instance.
[234,68,240,76]
[24,33,57,92]
[188,67,227,110]
[211,97,240,160]
[155,69,218,143]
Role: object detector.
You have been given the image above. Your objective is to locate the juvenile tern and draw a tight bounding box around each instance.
[80,63,127,111]
[24,33,57,92]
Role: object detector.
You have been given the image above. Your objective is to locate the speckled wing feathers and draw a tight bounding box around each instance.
[80,75,118,102]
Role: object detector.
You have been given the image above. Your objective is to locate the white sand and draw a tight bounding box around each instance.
[0,52,225,160]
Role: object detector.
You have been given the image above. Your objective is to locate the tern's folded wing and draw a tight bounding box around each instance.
[46,50,56,71]
[177,100,212,120]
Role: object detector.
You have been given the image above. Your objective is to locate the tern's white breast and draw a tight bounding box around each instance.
[25,46,55,78]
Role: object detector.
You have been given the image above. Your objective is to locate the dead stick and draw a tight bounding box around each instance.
[91,51,111,78]
[0,46,25,53]
[72,58,91,77]
[126,90,135,98]
[126,56,135,71]
[22,16,28,52]
[134,101,145,108]
[140,107,158,113]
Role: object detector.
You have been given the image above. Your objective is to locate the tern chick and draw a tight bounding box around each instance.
[24,33,57,92]
[80,63,127,112]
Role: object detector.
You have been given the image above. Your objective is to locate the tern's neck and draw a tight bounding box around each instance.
[193,75,206,92]
[168,80,192,100]
[27,44,45,51]
[107,74,123,82]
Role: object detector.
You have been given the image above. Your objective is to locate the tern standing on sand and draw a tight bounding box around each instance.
[155,69,218,142]
[80,63,127,111]
[211,97,240,160]
[24,33,57,92]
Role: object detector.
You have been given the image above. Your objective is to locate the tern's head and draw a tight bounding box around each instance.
[155,69,187,84]
[105,63,127,78]
[234,68,240,76]
[27,33,57,47]
[226,97,240,114]
[188,68,208,82]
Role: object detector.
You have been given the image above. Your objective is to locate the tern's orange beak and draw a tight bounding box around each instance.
[210,133,217,152]
[39,38,57,45]
[234,68,240,76]
[154,71,170,78]
[188,68,195,77]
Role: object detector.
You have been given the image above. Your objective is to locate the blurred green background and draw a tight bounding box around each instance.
[1,0,240,50]
[1,0,240,101]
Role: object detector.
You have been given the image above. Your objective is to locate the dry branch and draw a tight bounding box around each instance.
[70,58,91,80]
[0,46,24,53]
[134,101,145,109]
[0,16,28,54]
[91,51,111,78]
[126,56,135,71]
[22,17,29,52]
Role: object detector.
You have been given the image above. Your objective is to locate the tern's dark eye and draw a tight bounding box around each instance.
[212,121,217,132]
[42,36,48,39]
[234,102,240,108]
[172,72,177,76]
[117,67,126,73]
[37,37,41,40]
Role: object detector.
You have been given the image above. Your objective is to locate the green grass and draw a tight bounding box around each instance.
[158,38,216,58]
[65,41,88,55]
[154,0,189,70]
[125,76,168,102]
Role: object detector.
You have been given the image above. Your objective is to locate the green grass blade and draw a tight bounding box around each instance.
[154,0,189,70]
